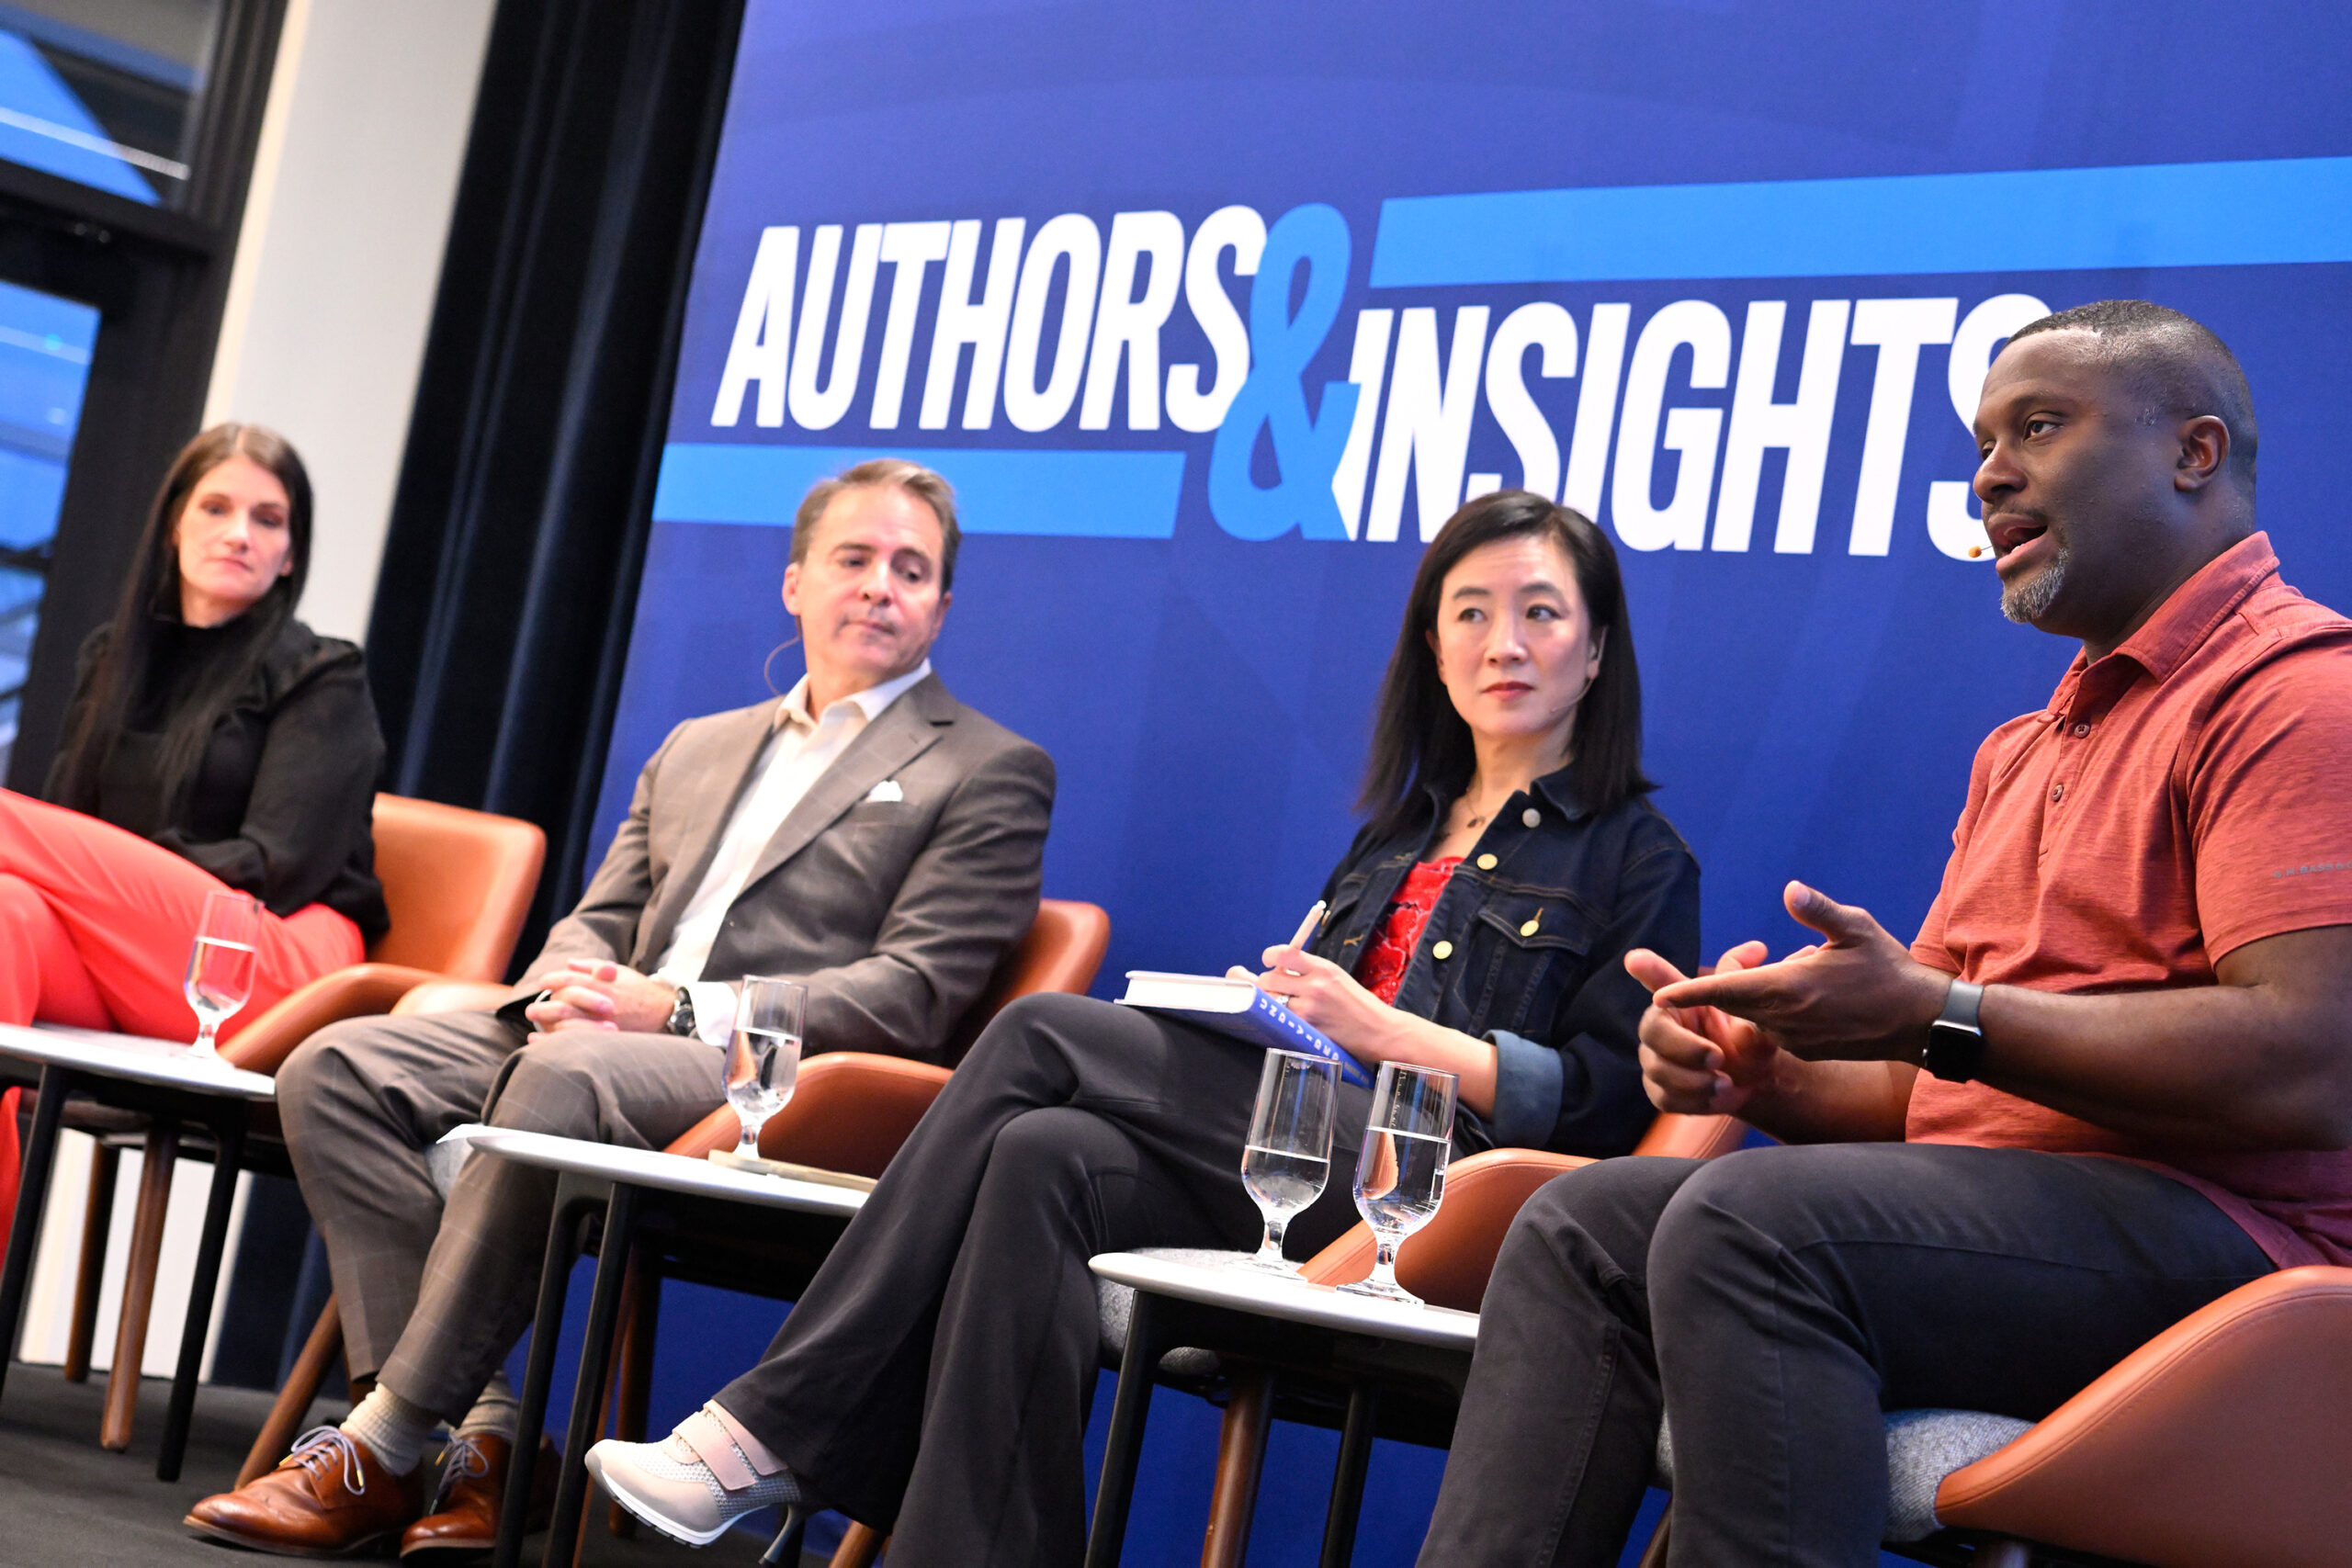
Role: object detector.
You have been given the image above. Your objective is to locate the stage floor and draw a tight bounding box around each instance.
[0,1362,801,1565]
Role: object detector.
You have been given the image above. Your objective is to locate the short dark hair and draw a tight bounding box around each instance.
[791,457,961,589]
[51,423,314,814]
[1358,490,1652,842]
[2009,299,2258,491]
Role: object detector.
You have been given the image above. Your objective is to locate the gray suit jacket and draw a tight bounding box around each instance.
[527,672,1055,1060]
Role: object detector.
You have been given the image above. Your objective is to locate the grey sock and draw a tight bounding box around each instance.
[341,1385,437,1476]
[454,1371,520,1442]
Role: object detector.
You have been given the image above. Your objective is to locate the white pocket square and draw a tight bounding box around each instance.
[865,779,905,803]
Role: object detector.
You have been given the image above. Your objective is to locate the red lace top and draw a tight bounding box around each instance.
[1354,858,1461,1004]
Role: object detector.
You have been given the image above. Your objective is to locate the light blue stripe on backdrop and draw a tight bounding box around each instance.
[651,444,1187,537]
[1370,155,2352,286]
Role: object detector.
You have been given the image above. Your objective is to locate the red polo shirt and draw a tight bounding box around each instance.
[1909,533,2352,1268]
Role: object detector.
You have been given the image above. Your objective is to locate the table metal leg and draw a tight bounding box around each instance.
[0,1065,70,1406]
[158,1107,246,1481]
[495,1175,601,1568]
[1318,1382,1379,1568]
[1082,1289,1162,1568]
[541,1180,639,1568]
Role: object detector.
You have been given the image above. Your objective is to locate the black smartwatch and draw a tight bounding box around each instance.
[664,986,697,1039]
[1923,977,1986,1081]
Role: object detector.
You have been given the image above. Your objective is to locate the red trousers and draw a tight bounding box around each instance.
[0,789,363,1046]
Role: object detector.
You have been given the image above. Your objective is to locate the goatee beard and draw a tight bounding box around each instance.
[2000,540,2072,625]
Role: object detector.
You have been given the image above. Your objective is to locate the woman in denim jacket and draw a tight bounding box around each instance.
[588,490,1702,1567]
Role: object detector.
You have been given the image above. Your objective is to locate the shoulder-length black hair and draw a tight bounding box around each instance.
[1357,489,1652,842]
[50,423,314,814]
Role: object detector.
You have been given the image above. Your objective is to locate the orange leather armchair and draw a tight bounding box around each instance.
[659,897,1115,1166]
[1894,1264,2352,1568]
[67,795,542,1453]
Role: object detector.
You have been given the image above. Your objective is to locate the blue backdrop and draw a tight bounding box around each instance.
[582,5,2352,1562]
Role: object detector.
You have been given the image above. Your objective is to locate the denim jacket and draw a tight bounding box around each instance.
[1306,767,1701,1158]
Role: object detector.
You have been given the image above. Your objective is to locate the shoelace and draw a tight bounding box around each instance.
[430,1432,492,1514]
[283,1427,368,1496]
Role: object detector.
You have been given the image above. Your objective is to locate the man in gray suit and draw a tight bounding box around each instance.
[187,458,1055,1559]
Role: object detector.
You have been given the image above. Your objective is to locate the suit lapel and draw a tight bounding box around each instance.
[636,704,781,964]
[732,675,954,898]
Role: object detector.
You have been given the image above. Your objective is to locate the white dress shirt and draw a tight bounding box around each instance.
[652,660,932,1043]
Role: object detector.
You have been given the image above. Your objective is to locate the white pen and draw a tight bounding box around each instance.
[1286,899,1327,953]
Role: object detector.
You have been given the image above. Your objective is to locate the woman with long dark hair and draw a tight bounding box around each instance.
[577,490,1700,1566]
[0,423,387,1042]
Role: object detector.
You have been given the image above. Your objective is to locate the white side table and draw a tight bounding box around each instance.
[1083,1249,1479,1568]
[0,1021,274,1481]
[462,1128,866,1568]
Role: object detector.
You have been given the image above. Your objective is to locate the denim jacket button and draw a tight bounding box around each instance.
[1476,852,1498,871]
[1431,940,1454,961]
[1521,807,1541,828]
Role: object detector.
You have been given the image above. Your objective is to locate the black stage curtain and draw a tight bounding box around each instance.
[364,0,744,966]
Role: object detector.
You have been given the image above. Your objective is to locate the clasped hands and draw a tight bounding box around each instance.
[517,958,679,1043]
[1628,880,1953,1116]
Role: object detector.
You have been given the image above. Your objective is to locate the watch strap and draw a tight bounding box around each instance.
[665,986,697,1039]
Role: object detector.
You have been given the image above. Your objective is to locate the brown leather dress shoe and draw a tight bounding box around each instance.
[400,1432,559,1561]
[185,1427,426,1558]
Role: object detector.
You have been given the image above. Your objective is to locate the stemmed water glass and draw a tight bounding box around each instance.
[1338,1060,1458,1305]
[183,889,260,1060]
[1238,1050,1338,1275]
[723,976,807,1160]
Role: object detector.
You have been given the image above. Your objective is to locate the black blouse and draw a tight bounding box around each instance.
[47,615,390,942]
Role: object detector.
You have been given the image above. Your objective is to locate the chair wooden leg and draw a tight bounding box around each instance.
[830,1523,888,1568]
[99,1124,177,1450]
[1634,1504,1669,1568]
[62,1140,119,1383]
[1201,1367,1273,1568]
[606,1258,660,1538]
[238,1293,344,1486]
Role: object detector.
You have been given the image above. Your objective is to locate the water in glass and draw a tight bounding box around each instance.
[1238,1049,1336,1275]
[725,977,807,1158]
[183,889,260,1059]
[1340,1060,1458,1305]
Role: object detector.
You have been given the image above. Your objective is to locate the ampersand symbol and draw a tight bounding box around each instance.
[1207,204,1360,541]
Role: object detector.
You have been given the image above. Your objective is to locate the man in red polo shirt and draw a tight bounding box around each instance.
[1418,299,2352,1568]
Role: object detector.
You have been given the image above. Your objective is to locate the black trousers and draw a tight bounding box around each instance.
[715,991,1374,1567]
[1418,1144,2274,1568]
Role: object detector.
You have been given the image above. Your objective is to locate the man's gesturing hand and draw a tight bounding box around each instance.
[1647,881,1951,1063]
[522,958,677,1039]
[1629,941,1783,1114]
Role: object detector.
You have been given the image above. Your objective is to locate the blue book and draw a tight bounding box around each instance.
[1116,971,1374,1088]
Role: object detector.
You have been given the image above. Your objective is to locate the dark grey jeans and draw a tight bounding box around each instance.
[714,991,1374,1568]
[1418,1143,2274,1568]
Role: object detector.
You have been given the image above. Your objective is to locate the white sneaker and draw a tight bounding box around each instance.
[584,1404,800,1547]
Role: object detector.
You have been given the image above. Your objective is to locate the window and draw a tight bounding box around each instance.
[0,273,96,777]
[0,0,223,208]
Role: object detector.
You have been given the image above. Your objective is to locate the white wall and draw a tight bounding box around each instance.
[204,0,497,641]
